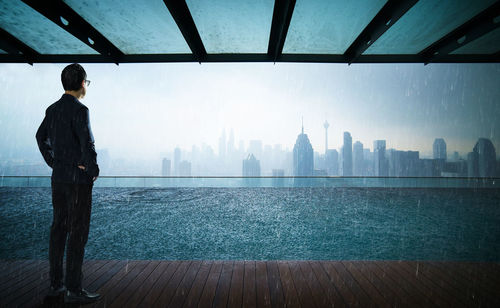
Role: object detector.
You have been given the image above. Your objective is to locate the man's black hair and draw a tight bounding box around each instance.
[61,63,86,91]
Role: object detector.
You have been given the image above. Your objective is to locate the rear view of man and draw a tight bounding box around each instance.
[36,63,101,304]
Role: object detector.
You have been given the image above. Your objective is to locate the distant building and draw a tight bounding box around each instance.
[174,147,181,175]
[219,129,226,159]
[373,140,388,176]
[324,120,329,155]
[293,123,314,176]
[442,160,467,177]
[433,138,447,160]
[341,132,352,176]
[364,149,374,176]
[470,138,496,177]
[417,159,442,177]
[162,158,171,176]
[325,149,339,175]
[248,140,263,160]
[313,169,328,176]
[178,160,191,176]
[467,152,479,177]
[272,169,284,176]
[242,154,261,176]
[389,150,419,176]
[353,141,364,176]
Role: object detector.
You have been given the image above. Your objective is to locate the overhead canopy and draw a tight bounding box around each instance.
[0,0,499,65]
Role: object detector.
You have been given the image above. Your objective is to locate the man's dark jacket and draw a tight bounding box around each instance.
[36,93,99,184]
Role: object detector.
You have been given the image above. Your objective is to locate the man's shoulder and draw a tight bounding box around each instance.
[47,94,88,113]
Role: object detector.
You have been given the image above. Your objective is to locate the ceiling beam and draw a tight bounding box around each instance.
[268,0,296,62]
[21,0,124,64]
[1,53,499,64]
[0,27,39,65]
[419,1,500,64]
[163,0,207,63]
[344,0,418,64]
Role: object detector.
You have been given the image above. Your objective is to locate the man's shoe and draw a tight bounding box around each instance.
[47,285,66,297]
[64,288,101,304]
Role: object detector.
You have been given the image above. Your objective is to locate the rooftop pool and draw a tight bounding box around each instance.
[1,179,499,261]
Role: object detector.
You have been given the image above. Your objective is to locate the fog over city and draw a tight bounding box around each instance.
[0,62,499,175]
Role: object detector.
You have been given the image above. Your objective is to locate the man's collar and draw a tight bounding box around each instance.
[62,93,80,102]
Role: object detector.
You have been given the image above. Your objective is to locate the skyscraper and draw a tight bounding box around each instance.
[218,129,226,159]
[178,160,191,176]
[324,120,329,155]
[325,149,339,175]
[341,132,352,176]
[162,158,171,176]
[242,154,261,176]
[472,138,496,177]
[227,129,235,157]
[248,140,263,160]
[374,140,388,176]
[174,147,181,175]
[293,121,314,176]
[433,138,447,160]
[353,141,364,176]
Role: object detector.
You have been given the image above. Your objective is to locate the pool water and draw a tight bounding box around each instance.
[1,187,499,261]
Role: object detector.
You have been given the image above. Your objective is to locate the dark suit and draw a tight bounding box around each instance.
[36,93,99,292]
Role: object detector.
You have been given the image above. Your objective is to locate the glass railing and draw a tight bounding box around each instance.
[1,176,499,188]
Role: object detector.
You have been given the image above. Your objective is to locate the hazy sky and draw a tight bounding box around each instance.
[0,62,499,161]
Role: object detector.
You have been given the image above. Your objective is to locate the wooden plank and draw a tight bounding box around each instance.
[87,260,127,292]
[255,261,271,308]
[151,260,192,307]
[413,261,474,307]
[426,261,499,307]
[197,260,223,308]
[320,261,360,307]
[360,261,414,307]
[92,260,146,308]
[373,261,431,307]
[20,260,108,308]
[342,261,390,308]
[330,261,374,307]
[0,260,47,293]
[168,260,202,308]
[139,261,181,307]
[0,260,34,285]
[354,261,403,307]
[277,260,300,308]
[383,261,452,308]
[287,261,318,308]
[397,261,465,308]
[213,260,234,308]
[307,261,346,308]
[0,259,17,272]
[437,261,500,297]
[227,260,244,308]
[1,260,49,304]
[266,261,285,308]
[183,261,212,308]
[108,261,160,308]
[243,261,256,308]
[126,261,173,307]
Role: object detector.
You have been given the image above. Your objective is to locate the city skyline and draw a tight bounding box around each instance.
[0,62,499,163]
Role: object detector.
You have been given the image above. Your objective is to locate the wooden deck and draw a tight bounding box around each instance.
[0,260,499,307]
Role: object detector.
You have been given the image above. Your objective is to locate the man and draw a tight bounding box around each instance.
[36,63,101,304]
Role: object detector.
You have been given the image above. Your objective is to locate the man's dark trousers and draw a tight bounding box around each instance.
[50,181,93,292]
